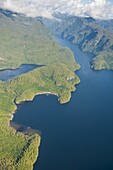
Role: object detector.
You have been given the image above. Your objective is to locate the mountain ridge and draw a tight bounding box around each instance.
[41,13,113,70]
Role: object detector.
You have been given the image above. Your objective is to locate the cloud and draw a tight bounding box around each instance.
[0,0,113,19]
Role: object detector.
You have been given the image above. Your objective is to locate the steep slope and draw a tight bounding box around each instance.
[0,9,80,170]
[0,9,79,70]
[41,13,113,70]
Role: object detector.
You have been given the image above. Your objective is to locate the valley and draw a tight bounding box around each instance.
[42,13,113,70]
[0,6,113,170]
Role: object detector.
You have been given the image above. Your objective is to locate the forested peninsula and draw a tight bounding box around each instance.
[0,9,80,169]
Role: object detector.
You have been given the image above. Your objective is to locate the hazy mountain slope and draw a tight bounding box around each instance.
[41,13,113,70]
[0,8,79,71]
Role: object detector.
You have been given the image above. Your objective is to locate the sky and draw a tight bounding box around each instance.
[0,0,113,20]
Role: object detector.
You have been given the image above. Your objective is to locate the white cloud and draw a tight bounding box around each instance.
[0,0,113,19]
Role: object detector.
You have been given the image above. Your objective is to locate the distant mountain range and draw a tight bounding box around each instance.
[41,13,113,70]
[1,8,113,70]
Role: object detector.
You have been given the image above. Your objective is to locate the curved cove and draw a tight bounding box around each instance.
[0,64,43,81]
[12,37,113,170]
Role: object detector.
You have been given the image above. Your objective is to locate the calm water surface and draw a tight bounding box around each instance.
[13,37,113,170]
[0,64,41,81]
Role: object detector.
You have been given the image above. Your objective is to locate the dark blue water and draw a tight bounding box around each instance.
[13,37,113,170]
[0,64,42,81]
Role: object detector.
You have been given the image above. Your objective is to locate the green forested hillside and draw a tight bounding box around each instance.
[0,10,79,71]
[0,9,80,169]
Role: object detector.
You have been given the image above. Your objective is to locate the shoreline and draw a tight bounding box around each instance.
[16,91,59,104]
[8,91,59,167]
[4,70,80,169]
[9,91,59,132]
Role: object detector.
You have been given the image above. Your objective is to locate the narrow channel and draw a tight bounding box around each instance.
[0,64,43,81]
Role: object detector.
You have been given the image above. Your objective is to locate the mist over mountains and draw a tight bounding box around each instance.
[0,0,113,20]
